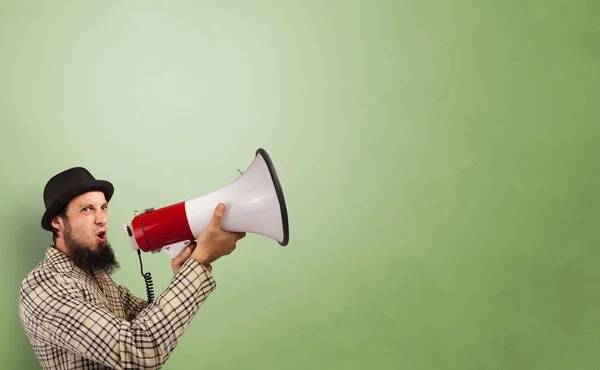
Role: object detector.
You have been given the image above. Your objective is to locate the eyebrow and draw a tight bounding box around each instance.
[80,203,108,208]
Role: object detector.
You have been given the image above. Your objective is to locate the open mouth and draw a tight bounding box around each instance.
[96,231,107,243]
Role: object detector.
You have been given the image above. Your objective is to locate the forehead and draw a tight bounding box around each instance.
[68,191,107,207]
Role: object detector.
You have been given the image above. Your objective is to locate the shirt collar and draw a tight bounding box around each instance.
[43,245,76,274]
[43,245,101,287]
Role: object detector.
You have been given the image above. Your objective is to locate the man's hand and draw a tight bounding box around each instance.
[191,203,246,267]
[171,242,212,275]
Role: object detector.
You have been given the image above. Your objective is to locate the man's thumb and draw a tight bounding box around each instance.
[210,203,226,227]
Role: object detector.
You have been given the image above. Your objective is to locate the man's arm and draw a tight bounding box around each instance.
[116,284,150,321]
[19,258,215,370]
[113,242,203,322]
[116,243,195,321]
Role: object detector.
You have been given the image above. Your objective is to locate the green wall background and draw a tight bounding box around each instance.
[1,1,599,369]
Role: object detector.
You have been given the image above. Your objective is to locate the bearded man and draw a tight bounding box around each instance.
[18,167,245,369]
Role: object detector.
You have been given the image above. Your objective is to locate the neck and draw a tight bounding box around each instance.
[53,239,69,257]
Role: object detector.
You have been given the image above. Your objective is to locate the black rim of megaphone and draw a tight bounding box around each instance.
[256,148,289,246]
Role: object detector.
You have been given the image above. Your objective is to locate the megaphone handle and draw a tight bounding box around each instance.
[164,240,192,259]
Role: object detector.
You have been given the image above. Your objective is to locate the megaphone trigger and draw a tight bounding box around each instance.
[163,240,194,259]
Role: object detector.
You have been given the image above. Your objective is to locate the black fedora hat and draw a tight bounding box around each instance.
[41,167,114,231]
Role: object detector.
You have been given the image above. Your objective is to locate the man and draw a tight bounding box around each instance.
[18,167,246,369]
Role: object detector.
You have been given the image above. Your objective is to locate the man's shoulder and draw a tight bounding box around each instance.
[21,246,74,285]
[21,266,62,292]
[18,261,80,334]
[19,258,75,300]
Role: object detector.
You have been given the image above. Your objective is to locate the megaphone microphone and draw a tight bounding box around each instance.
[123,148,290,261]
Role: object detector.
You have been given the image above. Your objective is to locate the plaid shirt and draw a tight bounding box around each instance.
[19,245,216,369]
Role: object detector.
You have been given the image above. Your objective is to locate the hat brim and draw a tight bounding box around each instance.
[41,180,114,231]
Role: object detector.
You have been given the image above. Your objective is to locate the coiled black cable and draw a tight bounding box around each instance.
[137,250,155,303]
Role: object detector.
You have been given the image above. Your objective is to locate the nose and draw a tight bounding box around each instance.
[95,209,108,226]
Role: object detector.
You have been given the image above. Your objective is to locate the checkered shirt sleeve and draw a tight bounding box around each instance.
[19,257,216,369]
[117,284,151,321]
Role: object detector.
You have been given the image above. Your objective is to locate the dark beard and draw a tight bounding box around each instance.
[63,222,120,275]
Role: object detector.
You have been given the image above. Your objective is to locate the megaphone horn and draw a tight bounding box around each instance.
[123,148,289,259]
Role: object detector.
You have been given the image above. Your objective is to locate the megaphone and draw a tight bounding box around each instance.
[123,148,289,259]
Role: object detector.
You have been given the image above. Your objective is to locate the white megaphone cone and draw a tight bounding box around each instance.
[123,148,289,259]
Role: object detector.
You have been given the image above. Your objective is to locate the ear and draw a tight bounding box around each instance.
[51,215,64,233]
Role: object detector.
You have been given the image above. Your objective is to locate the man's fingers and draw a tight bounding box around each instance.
[171,243,195,274]
[174,243,195,261]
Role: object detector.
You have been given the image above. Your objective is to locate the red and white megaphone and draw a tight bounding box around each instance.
[123,148,289,259]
